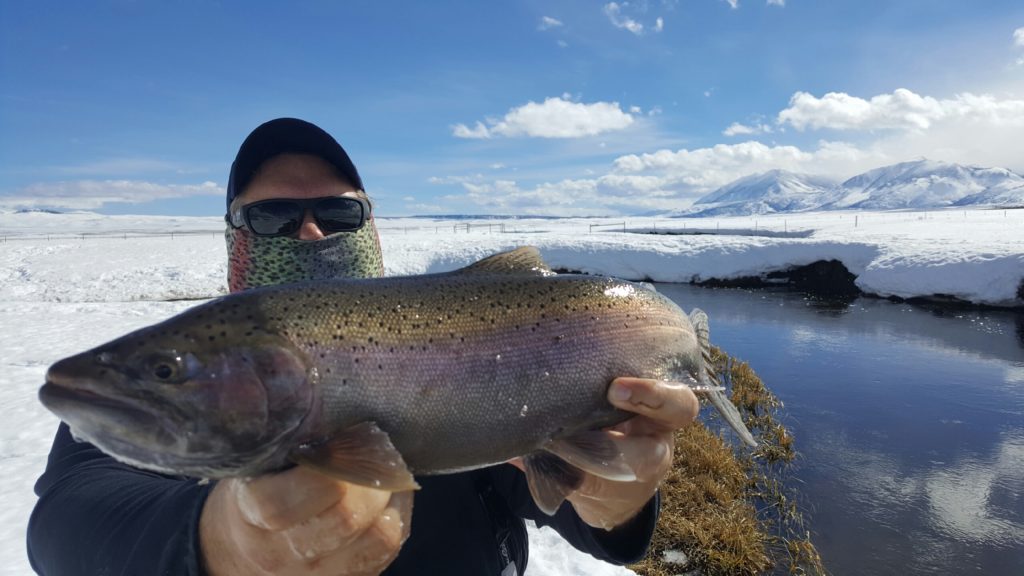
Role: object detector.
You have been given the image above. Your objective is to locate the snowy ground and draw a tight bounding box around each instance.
[1,208,1022,575]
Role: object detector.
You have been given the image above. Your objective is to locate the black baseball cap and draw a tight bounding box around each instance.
[226,118,364,212]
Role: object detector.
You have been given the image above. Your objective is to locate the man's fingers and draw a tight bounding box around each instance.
[280,483,393,560]
[235,467,347,530]
[606,432,673,482]
[608,377,700,431]
[310,490,414,574]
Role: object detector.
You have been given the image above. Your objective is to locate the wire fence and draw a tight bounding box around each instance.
[2,208,1021,243]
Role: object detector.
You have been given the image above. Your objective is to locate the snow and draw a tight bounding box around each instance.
[1,207,1022,575]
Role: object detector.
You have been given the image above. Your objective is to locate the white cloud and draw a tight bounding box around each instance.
[722,122,773,136]
[767,0,785,6]
[655,17,664,32]
[777,89,1024,132]
[557,40,569,48]
[452,96,634,139]
[722,0,739,9]
[538,16,563,31]
[604,3,644,35]
[0,180,222,211]
[451,121,492,139]
[612,139,878,190]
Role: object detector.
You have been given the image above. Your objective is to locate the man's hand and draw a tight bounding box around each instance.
[200,466,413,576]
[566,377,700,530]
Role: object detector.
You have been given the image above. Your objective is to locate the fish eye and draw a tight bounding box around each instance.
[153,362,177,380]
[144,352,194,383]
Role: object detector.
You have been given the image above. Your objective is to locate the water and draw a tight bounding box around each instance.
[656,284,1024,576]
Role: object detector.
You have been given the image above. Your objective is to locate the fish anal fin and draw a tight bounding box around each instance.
[289,421,420,491]
[546,431,637,482]
[455,246,554,276]
[522,451,584,515]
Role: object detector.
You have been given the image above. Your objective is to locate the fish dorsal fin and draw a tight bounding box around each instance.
[455,246,554,276]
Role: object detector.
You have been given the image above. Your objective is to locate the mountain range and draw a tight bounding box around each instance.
[678,159,1024,217]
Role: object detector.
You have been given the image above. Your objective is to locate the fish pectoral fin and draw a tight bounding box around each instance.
[546,431,637,482]
[288,421,420,491]
[453,246,554,276]
[522,451,584,516]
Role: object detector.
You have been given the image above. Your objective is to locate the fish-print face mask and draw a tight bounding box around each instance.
[226,219,384,292]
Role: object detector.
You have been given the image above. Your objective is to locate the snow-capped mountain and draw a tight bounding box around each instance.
[678,160,1024,217]
[687,170,839,216]
[824,160,1024,210]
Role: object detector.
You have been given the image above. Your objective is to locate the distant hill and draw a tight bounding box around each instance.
[673,159,1024,217]
[14,208,63,215]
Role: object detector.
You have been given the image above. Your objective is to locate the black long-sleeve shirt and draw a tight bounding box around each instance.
[28,422,658,575]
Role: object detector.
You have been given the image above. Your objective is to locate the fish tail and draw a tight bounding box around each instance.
[690,309,758,447]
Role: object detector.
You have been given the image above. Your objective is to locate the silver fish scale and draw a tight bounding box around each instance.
[255,273,701,474]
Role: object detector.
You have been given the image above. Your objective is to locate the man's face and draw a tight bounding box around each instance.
[237,153,362,241]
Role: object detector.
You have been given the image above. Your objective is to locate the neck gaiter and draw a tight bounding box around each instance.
[226,220,384,292]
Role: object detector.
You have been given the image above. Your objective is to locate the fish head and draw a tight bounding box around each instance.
[40,315,314,477]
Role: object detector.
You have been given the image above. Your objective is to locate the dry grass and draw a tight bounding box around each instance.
[629,347,827,576]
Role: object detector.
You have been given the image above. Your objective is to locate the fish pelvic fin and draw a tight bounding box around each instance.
[289,421,420,491]
[546,431,637,482]
[690,309,758,448]
[455,246,554,276]
[522,452,584,515]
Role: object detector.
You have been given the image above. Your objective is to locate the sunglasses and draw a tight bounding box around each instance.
[228,195,370,237]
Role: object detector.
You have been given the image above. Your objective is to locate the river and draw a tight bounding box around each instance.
[656,284,1024,575]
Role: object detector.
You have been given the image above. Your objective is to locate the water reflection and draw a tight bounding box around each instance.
[655,284,1024,575]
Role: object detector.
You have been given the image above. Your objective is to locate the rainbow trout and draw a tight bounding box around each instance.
[40,247,755,514]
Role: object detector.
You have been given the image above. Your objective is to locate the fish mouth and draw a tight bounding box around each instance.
[39,381,161,433]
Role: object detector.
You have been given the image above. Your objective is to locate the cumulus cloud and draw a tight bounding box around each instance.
[655,17,664,32]
[612,139,880,190]
[777,88,1024,132]
[451,96,634,139]
[0,180,222,211]
[538,16,563,31]
[722,0,739,9]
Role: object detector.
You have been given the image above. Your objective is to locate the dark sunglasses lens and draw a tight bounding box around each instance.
[315,198,365,231]
[246,201,304,236]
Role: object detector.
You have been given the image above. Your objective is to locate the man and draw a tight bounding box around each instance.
[28,118,699,575]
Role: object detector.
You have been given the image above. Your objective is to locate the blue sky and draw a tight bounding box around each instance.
[2,0,1023,217]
